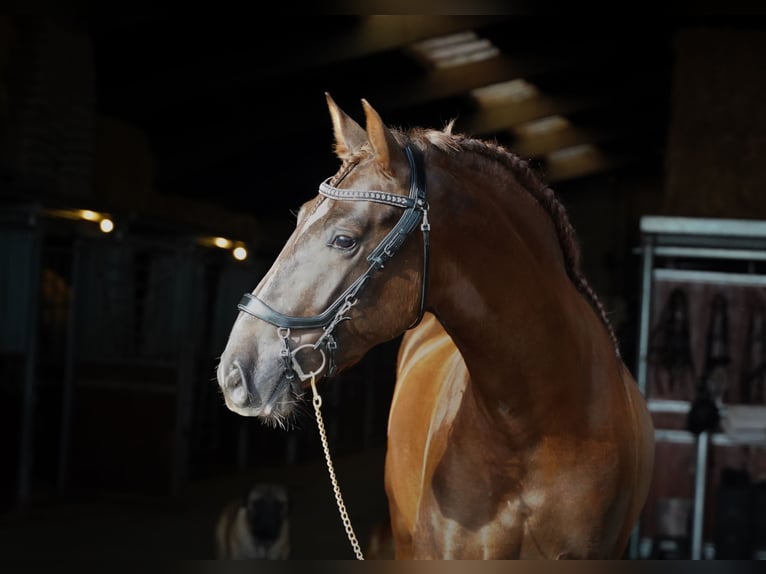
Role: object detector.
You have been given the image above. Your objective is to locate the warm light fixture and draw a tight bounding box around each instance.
[99,218,114,233]
[80,209,99,221]
[198,235,248,261]
[232,246,248,261]
[43,207,116,232]
[213,237,232,249]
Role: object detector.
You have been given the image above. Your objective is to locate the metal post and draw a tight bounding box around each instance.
[629,234,655,559]
[636,235,655,397]
[691,431,710,560]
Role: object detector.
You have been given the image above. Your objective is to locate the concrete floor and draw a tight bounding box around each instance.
[0,447,391,560]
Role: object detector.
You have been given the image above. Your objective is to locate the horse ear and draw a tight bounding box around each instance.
[325,92,367,159]
[361,98,405,174]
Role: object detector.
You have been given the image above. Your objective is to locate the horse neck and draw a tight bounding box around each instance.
[425,153,614,419]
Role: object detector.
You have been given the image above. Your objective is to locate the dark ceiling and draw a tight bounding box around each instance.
[83,14,732,232]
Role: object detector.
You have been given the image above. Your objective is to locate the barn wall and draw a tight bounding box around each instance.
[663,26,766,218]
[0,17,95,200]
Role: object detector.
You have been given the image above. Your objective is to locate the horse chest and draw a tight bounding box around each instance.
[408,474,612,559]
[389,393,617,559]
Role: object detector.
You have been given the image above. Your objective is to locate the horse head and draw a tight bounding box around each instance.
[217,95,428,423]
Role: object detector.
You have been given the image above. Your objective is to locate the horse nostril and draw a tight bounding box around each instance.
[221,360,256,407]
[225,366,241,388]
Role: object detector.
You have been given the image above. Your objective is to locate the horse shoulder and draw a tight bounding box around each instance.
[385,313,468,550]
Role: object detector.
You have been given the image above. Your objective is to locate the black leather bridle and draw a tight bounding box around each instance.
[237,143,430,381]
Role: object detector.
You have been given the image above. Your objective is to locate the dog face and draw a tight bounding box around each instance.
[216,483,290,560]
[244,484,289,544]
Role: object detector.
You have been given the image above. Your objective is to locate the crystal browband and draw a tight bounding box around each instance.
[318,181,417,208]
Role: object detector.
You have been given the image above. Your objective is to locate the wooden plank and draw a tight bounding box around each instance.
[544,150,639,183]
[283,15,513,71]
[455,93,602,135]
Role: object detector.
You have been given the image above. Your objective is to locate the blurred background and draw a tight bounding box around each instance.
[1,9,766,559]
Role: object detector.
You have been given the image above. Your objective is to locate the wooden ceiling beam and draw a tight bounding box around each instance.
[509,123,606,158]
[277,15,513,72]
[454,94,603,136]
[508,121,662,159]
[453,81,670,138]
[543,150,641,183]
[366,54,553,112]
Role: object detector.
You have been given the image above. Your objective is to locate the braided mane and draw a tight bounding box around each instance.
[409,126,621,357]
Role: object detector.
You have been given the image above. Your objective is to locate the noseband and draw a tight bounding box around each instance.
[237,143,430,381]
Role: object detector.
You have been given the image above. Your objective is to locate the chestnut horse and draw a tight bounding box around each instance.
[217,94,654,559]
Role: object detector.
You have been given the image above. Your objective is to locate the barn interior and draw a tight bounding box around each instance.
[2,10,766,559]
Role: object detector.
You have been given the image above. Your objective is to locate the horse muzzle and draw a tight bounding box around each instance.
[217,336,330,418]
[217,353,295,418]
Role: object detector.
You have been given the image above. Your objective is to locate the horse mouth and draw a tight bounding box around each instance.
[231,380,303,419]
[218,358,304,423]
[260,380,303,419]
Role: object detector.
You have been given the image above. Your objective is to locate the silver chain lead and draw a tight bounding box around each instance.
[310,375,365,560]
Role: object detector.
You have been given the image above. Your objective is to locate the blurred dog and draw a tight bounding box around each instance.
[215,483,290,560]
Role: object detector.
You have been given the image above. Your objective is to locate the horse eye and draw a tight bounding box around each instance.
[329,235,357,250]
